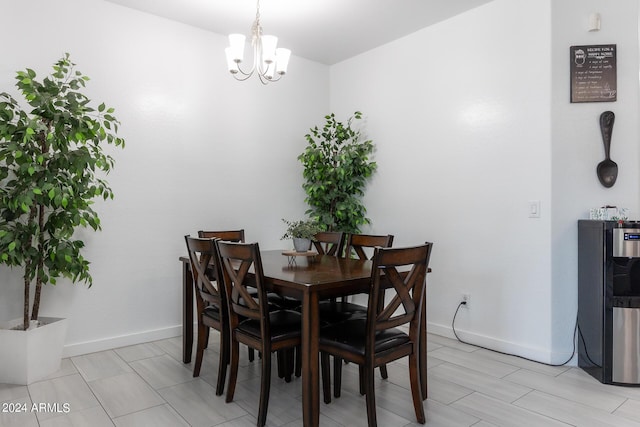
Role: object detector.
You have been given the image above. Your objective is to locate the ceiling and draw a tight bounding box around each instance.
[105,0,493,65]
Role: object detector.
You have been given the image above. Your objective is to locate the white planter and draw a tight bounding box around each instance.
[0,317,67,385]
[293,238,312,252]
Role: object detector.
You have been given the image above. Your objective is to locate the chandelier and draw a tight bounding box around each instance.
[225,0,291,84]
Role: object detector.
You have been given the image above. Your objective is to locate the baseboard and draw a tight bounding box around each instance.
[62,321,577,366]
[62,324,183,358]
[427,321,577,366]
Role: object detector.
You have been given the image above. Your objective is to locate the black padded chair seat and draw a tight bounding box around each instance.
[202,305,221,321]
[318,300,367,323]
[238,293,285,311]
[237,310,302,341]
[319,318,410,356]
[275,295,302,310]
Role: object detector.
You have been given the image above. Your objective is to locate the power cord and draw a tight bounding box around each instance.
[577,323,601,368]
[451,301,577,367]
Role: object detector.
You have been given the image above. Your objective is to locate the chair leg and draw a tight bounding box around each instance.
[379,364,388,379]
[284,349,294,383]
[248,347,255,362]
[333,356,342,398]
[225,339,240,403]
[408,352,426,423]
[257,351,272,427]
[359,365,366,395]
[204,327,210,349]
[214,324,229,396]
[193,323,207,377]
[295,346,302,377]
[277,350,284,379]
[321,352,331,404]
[215,334,228,396]
[364,363,378,427]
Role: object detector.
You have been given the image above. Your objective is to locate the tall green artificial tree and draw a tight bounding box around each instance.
[298,112,376,233]
[0,54,125,330]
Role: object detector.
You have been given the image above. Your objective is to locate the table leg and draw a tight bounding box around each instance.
[182,261,193,364]
[301,291,320,427]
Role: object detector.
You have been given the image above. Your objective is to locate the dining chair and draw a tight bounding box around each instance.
[216,240,302,427]
[320,233,394,396]
[320,243,433,427]
[313,231,346,257]
[196,229,259,361]
[320,234,394,322]
[198,229,245,241]
[344,233,394,261]
[184,235,228,395]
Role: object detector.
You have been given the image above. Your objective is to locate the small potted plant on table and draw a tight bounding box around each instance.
[281,218,321,252]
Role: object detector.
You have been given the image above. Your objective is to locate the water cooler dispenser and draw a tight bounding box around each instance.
[578,220,640,385]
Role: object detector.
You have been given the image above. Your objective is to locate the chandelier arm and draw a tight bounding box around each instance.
[257,74,270,85]
[264,73,283,83]
[234,62,256,78]
[231,71,255,82]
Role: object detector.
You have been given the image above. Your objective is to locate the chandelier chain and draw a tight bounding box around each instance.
[252,0,262,40]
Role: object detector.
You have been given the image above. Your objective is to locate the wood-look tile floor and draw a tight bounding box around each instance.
[2,331,640,426]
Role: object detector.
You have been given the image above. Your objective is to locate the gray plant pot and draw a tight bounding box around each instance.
[293,238,312,252]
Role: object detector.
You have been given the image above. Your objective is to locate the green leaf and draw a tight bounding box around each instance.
[0,54,125,289]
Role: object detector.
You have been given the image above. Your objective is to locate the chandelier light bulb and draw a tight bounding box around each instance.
[228,34,246,63]
[275,48,291,75]
[261,35,278,64]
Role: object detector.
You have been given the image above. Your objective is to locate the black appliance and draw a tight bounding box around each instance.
[578,219,640,385]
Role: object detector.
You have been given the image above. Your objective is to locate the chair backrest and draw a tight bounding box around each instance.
[367,243,433,342]
[215,240,270,331]
[185,235,224,313]
[344,233,394,260]
[198,229,245,242]
[313,231,346,257]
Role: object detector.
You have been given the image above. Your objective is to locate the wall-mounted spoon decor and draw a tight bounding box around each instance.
[596,111,617,188]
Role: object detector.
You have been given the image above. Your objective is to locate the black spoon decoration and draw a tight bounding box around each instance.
[596,111,617,188]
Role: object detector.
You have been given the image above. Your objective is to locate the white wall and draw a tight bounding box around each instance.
[550,0,640,351]
[331,0,557,361]
[331,0,640,364]
[0,0,329,356]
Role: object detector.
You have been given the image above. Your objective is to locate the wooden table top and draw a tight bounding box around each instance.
[257,250,373,298]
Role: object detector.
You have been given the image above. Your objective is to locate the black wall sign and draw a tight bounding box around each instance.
[570,44,617,103]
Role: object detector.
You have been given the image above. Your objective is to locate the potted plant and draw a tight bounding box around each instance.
[281,218,322,252]
[0,54,124,384]
[298,111,376,233]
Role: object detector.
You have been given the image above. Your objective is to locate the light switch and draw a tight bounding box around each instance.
[529,200,541,218]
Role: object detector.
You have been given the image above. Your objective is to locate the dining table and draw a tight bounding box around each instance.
[179,249,429,427]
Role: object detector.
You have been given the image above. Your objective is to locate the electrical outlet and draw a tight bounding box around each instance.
[462,293,470,308]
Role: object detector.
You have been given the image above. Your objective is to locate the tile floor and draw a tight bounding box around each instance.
[2,331,640,426]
